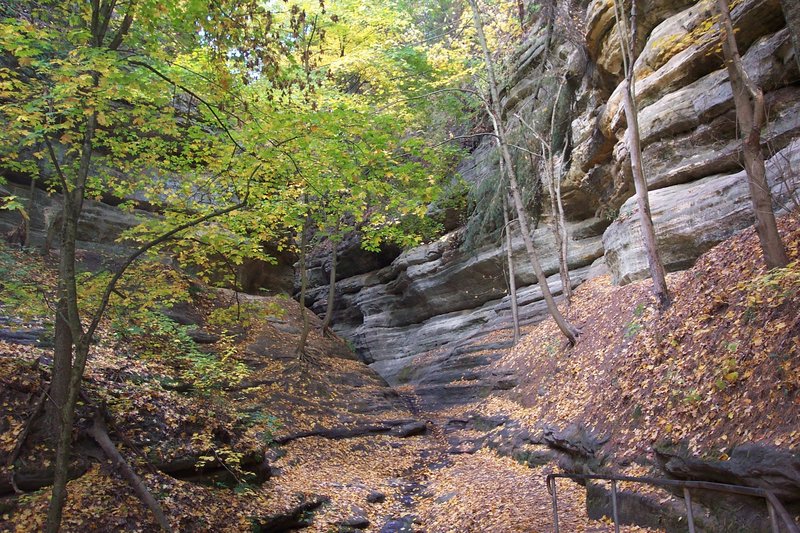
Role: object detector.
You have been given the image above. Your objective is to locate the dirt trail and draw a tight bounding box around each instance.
[315,384,663,533]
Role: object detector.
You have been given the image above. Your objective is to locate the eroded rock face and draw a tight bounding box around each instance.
[604,139,800,284]
[310,0,800,384]
[310,217,605,383]
[0,180,151,259]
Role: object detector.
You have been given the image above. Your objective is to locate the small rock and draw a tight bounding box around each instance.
[161,304,201,326]
[391,421,427,438]
[380,515,416,532]
[366,490,386,504]
[339,506,369,529]
[186,329,220,344]
[435,491,457,504]
[272,322,301,334]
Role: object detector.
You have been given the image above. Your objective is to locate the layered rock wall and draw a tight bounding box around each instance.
[310,0,800,382]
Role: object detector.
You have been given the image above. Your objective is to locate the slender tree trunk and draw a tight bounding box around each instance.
[550,77,572,303]
[614,0,671,309]
[47,108,96,531]
[542,142,572,304]
[502,193,520,344]
[779,0,800,74]
[320,249,337,334]
[296,215,311,357]
[468,0,580,345]
[620,83,671,308]
[23,177,36,248]
[717,0,789,269]
[48,299,71,435]
[555,142,571,302]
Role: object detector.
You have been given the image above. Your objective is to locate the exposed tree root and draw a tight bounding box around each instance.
[6,388,48,469]
[87,412,173,532]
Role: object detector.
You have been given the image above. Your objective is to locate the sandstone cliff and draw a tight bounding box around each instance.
[308,0,800,384]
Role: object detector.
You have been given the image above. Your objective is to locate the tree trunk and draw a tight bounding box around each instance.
[295,215,311,357]
[47,298,71,436]
[320,248,337,334]
[502,194,520,344]
[779,0,800,74]
[550,78,572,303]
[23,177,35,248]
[717,0,789,269]
[468,0,580,345]
[46,103,97,532]
[620,82,671,309]
[614,0,671,310]
[46,194,82,532]
[554,143,571,303]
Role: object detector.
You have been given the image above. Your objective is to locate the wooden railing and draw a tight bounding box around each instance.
[546,472,800,533]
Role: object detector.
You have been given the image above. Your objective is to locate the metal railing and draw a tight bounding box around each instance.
[546,472,800,533]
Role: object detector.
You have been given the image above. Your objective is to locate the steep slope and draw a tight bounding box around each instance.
[416,213,800,531]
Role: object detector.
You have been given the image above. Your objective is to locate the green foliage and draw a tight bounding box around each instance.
[79,261,193,326]
[714,358,739,390]
[0,195,27,219]
[682,389,702,404]
[0,244,49,322]
[206,299,284,333]
[623,303,647,339]
[191,430,258,492]
[738,261,800,308]
[623,320,643,339]
[122,310,249,394]
[238,410,282,445]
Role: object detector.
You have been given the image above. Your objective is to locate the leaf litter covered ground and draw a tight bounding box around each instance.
[417,212,800,529]
[1,213,799,532]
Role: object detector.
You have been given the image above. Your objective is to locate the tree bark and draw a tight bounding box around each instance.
[620,82,671,308]
[779,0,800,74]
[502,193,520,344]
[296,214,312,357]
[614,0,671,310]
[554,143,571,303]
[468,0,580,345]
[717,0,789,269]
[320,248,337,334]
[47,108,96,531]
[547,77,572,303]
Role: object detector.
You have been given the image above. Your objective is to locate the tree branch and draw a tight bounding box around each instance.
[83,169,255,342]
[377,87,486,113]
[127,59,245,151]
[108,3,135,51]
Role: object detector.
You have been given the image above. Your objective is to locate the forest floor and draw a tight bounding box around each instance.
[0,213,798,532]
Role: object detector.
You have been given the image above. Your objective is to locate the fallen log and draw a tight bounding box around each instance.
[274,419,427,444]
[0,462,89,498]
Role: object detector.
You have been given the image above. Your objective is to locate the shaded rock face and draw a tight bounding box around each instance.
[0,181,150,257]
[0,180,297,293]
[306,0,800,384]
[309,217,605,384]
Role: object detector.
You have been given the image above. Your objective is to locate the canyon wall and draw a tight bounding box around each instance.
[307,0,800,383]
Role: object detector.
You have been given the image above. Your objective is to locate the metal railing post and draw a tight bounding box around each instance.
[542,473,800,533]
[549,476,560,533]
[766,491,800,533]
[683,487,696,533]
[767,499,780,533]
[610,479,620,533]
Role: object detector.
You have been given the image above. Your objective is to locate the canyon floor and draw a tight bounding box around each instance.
[1,214,799,532]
